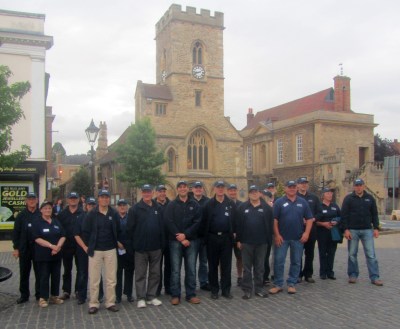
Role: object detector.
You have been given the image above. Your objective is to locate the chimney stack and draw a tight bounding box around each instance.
[247,108,254,126]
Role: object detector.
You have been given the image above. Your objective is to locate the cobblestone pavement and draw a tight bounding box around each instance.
[0,234,399,329]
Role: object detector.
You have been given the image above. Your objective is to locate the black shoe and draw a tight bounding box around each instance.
[211,293,219,300]
[305,277,315,283]
[222,293,233,299]
[297,277,303,283]
[237,277,243,287]
[165,290,171,295]
[320,275,327,280]
[88,307,98,314]
[16,297,29,304]
[200,283,211,291]
[327,275,336,280]
[263,279,271,286]
[107,305,119,312]
[255,291,269,298]
[60,292,70,300]
[127,296,134,303]
[242,292,251,300]
[116,297,121,304]
[77,299,86,305]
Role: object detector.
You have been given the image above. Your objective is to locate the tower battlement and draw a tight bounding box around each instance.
[156,4,224,35]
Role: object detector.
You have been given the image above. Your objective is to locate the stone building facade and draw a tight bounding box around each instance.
[134,4,247,198]
[242,75,385,211]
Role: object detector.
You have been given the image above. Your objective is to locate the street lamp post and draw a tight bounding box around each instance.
[85,119,100,197]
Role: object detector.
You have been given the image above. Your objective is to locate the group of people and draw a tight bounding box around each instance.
[12,176,383,314]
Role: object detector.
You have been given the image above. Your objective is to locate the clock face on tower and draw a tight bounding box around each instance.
[192,65,205,79]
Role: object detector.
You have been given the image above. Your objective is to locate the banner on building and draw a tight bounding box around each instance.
[0,182,34,230]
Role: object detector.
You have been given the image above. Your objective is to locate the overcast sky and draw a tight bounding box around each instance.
[2,0,400,155]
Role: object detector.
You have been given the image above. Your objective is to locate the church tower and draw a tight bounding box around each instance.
[135,4,246,196]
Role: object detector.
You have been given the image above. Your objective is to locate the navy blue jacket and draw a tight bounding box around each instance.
[341,191,379,230]
[82,206,120,257]
[58,206,85,250]
[12,207,41,253]
[126,199,164,253]
[164,195,202,241]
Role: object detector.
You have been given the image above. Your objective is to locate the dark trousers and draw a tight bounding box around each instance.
[38,259,62,299]
[62,247,77,294]
[301,227,317,278]
[116,252,135,299]
[19,248,40,300]
[75,247,88,301]
[317,228,338,277]
[135,250,162,300]
[241,243,267,294]
[157,246,171,295]
[206,233,232,295]
[263,242,272,281]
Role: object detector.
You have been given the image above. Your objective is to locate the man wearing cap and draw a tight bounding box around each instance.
[202,180,236,299]
[341,179,383,286]
[227,184,244,287]
[127,185,164,308]
[269,180,314,295]
[57,192,85,300]
[73,197,97,305]
[12,192,41,304]
[192,181,211,292]
[83,189,122,314]
[115,199,134,303]
[236,185,273,299]
[165,180,202,305]
[154,185,171,296]
[296,177,322,283]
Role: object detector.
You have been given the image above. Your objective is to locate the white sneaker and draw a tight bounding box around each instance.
[146,298,162,306]
[137,299,147,308]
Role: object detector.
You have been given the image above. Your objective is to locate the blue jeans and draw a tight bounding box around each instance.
[169,239,199,300]
[347,229,380,281]
[273,240,303,288]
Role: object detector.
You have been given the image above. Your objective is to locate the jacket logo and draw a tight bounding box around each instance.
[54,225,59,229]
[189,207,193,210]
[109,216,113,220]
[365,199,371,202]
[296,204,303,207]
[258,209,264,212]
[245,209,249,213]
[155,211,158,215]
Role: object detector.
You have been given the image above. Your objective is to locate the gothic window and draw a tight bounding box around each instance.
[195,90,202,107]
[277,139,283,164]
[192,41,203,65]
[167,148,176,172]
[296,134,303,162]
[246,144,253,169]
[187,130,209,170]
[260,144,266,169]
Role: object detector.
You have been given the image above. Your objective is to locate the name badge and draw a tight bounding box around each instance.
[331,207,336,211]
[258,209,264,212]
[322,210,327,213]
[245,209,249,213]
[28,223,32,227]
[225,212,229,216]
[365,199,370,202]
[296,204,303,208]
[43,228,50,232]
[283,202,289,207]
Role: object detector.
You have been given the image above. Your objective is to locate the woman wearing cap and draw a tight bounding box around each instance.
[315,189,341,280]
[32,201,66,307]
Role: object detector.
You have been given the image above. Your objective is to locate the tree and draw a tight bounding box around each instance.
[374,134,399,161]
[115,118,166,188]
[52,142,66,162]
[0,65,31,167]
[71,167,91,198]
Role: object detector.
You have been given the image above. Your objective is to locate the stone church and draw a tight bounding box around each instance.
[133,4,247,198]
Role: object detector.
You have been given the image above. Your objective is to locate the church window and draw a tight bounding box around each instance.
[246,144,253,169]
[277,139,283,164]
[296,134,303,162]
[195,90,202,107]
[192,41,203,65]
[187,130,209,170]
[167,148,176,172]
[155,103,167,116]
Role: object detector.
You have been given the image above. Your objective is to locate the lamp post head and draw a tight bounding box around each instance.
[85,119,100,146]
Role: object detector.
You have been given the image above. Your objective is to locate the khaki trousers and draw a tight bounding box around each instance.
[88,249,117,308]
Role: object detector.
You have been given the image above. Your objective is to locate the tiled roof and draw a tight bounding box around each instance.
[244,88,337,130]
[142,83,173,101]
